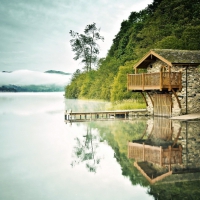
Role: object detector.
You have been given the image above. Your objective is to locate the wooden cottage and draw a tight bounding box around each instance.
[127,49,200,116]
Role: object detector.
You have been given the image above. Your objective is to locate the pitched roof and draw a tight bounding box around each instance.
[134,49,200,69]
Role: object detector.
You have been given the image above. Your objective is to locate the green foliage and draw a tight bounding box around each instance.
[66,0,200,102]
[111,64,139,102]
[182,26,200,50]
[155,36,183,49]
[65,71,87,98]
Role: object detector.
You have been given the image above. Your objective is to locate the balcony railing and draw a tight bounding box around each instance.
[127,72,182,91]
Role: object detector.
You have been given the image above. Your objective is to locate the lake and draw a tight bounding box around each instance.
[0,92,200,200]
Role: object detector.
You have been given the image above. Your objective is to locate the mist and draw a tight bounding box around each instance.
[0,70,71,86]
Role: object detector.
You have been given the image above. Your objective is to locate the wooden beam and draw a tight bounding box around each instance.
[172,89,181,108]
[146,92,154,106]
[168,66,172,91]
[140,124,149,139]
[140,92,148,106]
[178,71,182,91]
[172,127,182,147]
[160,70,163,91]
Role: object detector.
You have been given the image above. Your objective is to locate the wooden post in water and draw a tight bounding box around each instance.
[65,110,67,120]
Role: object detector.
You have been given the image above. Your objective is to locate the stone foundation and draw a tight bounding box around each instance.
[146,60,200,116]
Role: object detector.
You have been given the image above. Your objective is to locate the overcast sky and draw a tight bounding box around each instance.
[0,0,153,73]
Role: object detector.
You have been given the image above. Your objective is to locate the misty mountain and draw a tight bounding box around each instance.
[0,70,71,92]
[44,70,72,75]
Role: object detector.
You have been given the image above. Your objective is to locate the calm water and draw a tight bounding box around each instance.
[1,93,200,200]
[0,93,152,200]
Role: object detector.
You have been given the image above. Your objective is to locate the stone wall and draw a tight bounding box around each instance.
[177,120,200,169]
[177,66,200,114]
[146,59,200,116]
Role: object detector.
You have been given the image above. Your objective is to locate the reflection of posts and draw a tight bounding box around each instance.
[65,110,72,121]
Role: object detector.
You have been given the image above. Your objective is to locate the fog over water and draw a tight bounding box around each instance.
[0,92,153,200]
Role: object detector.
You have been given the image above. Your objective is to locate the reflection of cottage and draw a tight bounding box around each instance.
[127,117,182,184]
[128,142,182,184]
[127,117,200,184]
[128,143,182,167]
[127,49,200,116]
[128,118,182,166]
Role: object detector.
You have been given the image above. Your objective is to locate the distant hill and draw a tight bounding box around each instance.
[2,71,12,73]
[44,70,71,75]
[0,84,64,92]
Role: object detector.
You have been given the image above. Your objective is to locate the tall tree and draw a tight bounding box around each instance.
[69,23,104,72]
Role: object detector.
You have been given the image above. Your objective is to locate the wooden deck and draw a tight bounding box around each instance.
[127,72,182,91]
[65,109,147,123]
[170,113,200,120]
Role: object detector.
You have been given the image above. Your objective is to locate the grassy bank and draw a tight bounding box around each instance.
[106,100,146,111]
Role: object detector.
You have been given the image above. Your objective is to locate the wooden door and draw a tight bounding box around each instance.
[153,94,172,116]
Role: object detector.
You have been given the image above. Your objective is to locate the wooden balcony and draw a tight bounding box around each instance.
[127,72,182,91]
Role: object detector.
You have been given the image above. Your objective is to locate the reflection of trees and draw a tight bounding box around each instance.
[148,180,200,200]
[90,120,150,186]
[71,126,101,173]
[75,119,200,199]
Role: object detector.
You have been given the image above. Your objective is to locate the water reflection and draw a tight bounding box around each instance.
[73,117,200,199]
[127,118,200,184]
[71,126,102,173]
[71,118,151,185]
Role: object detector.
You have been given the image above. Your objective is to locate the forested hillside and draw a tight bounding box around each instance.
[65,0,200,102]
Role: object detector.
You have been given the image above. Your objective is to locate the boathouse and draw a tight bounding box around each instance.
[127,49,200,116]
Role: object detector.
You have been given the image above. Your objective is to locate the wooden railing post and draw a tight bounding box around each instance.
[142,73,144,91]
[168,67,172,91]
[160,71,163,91]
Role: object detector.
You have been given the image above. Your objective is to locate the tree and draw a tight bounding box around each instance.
[69,23,104,72]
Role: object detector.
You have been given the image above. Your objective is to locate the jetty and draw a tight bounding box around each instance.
[65,109,147,123]
[170,113,200,120]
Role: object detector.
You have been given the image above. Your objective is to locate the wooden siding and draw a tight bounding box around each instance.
[153,94,172,116]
